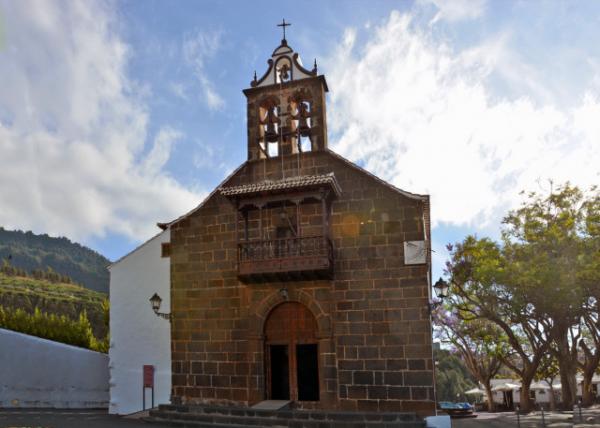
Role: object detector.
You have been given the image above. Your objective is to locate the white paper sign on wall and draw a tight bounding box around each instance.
[404,240,426,265]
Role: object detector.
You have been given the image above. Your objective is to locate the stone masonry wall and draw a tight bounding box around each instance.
[169,150,434,416]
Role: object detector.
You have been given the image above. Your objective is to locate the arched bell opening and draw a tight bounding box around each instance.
[258,96,281,158]
[288,89,313,153]
[264,301,320,402]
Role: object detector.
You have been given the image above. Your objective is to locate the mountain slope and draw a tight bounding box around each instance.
[0,228,110,293]
[0,272,108,339]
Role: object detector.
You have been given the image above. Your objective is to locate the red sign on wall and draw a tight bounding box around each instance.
[143,365,154,388]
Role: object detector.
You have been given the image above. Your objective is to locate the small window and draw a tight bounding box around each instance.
[161,242,171,258]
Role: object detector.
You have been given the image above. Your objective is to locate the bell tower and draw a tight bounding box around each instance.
[243,21,329,161]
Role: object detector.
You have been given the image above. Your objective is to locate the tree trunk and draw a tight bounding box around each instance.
[579,340,600,408]
[519,382,533,413]
[555,331,577,409]
[557,357,577,409]
[582,368,595,407]
[546,380,556,411]
[483,382,494,412]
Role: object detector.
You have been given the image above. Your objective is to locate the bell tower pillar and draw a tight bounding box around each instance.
[243,30,329,162]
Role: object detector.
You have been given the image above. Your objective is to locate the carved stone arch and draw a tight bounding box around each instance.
[249,288,331,340]
[258,95,281,125]
[258,94,280,110]
[257,95,281,152]
[289,87,313,104]
[288,88,314,151]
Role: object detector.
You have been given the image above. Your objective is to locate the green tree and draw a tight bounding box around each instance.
[535,355,560,411]
[578,188,600,406]
[502,183,599,409]
[445,236,550,412]
[92,299,110,353]
[434,348,477,403]
[579,301,600,407]
[434,306,504,411]
[0,305,106,352]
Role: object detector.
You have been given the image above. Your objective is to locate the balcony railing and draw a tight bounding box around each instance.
[238,235,333,281]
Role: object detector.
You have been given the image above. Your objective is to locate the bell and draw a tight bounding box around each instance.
[297,118,310,137]
[297,102,311,137]
[263,107,280,142]
[264,122,278,142]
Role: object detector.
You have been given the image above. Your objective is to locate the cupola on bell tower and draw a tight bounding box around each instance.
[243,20,329,161]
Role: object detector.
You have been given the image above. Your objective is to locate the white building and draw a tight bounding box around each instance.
[576,375,600,398]
[488,379,554,408]
[108,230,171,415]
[487,377,600,408]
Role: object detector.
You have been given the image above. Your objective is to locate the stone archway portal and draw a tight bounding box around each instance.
[264,302,319,402]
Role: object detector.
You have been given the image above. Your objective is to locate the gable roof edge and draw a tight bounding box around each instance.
[108,229,168,270]
[157,161,248,230]
[326,150,428,201]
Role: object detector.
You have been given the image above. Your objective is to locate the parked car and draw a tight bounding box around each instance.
[438,401,476,418]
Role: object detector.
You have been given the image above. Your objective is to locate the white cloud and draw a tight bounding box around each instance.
[169,81,188,100]
[327,11,600,229]
[183,30,225,110]
[0,0,200,241]
[142,127,183,175]
[419,0,487,24]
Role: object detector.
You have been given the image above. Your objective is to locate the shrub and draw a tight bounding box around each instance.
[0,305,107,353]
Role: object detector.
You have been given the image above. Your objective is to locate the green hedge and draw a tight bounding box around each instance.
[0,306,108,353]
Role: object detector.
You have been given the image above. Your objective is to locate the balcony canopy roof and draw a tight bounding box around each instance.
[220,173,341,200]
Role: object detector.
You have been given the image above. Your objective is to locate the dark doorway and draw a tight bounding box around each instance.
[264,302,320,402]
[269,345,290,400]
[296,344,319,401]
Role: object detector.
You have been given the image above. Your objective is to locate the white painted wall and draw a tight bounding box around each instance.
[0,328,108,408]
[108,229,171,415]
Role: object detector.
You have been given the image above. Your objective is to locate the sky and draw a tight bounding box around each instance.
[1,0,599,281]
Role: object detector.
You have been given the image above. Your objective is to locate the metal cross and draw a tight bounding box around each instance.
[277,19,291,40]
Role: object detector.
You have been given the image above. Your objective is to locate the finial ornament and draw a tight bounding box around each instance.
[313,58,318,74]
[277,18,291,41]
[253,70,257,82]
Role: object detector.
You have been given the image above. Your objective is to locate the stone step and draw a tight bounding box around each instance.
[155,403,422,422]
[148,410,288,427]
[146,404,426,428]
[251,400,292,410]
[144,416,257,428]
[146,414,425,428]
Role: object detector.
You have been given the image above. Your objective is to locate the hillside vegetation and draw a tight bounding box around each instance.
[0,227,110,293]
[0,306,108,353]
[0,271,108,339]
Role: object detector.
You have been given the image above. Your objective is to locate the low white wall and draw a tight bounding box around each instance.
[108,229,171,415]
[0,328,109,408]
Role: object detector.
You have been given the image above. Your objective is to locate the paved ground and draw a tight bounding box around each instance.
[452,407,600,427]
[0,409,172,428]
[3,408,600,427]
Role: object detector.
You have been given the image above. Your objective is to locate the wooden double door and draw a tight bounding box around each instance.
[265,302,320,402]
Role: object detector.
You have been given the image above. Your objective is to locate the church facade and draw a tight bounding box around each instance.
[160,36,435,416]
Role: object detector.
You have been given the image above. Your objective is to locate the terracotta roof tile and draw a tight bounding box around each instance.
[220,173,341,197]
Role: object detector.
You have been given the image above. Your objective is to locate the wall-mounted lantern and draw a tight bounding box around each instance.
[149,293,171,321]
[430,277,449,311]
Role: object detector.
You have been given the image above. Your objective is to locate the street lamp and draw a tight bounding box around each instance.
[149,293,171,321]
[430,277,449,311]
[433,278,449,300]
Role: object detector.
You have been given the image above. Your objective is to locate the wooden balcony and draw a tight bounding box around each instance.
[238,235,333,282]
